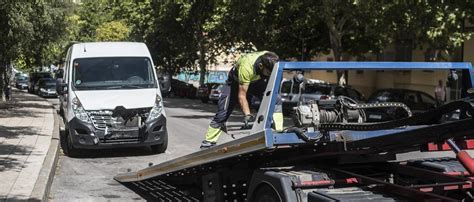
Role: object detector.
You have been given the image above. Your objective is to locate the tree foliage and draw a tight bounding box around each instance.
[0,1,71,101]
[2,1,473,100]
[95,21,130,41]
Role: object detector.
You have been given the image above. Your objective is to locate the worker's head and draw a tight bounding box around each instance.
[256,52,279,78]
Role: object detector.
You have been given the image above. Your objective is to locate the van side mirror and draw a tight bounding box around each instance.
[56,78,67,95]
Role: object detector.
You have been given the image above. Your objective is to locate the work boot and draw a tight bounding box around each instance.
[200,140,216,149]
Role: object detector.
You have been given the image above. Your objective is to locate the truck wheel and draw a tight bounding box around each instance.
[201,98,208,103]
[212,100,218,104]
[150,133,168,154]
[253,185,281,202]
[60,127,79,157]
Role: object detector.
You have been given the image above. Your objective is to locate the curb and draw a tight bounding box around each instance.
[30,102,60,201]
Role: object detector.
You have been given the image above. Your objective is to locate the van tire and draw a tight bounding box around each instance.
[60,126,80,157]
[150,133,168,154]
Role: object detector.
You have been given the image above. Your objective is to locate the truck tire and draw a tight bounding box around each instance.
[150,132,168,154]
[201,98,209,103]
[253,185,281,202]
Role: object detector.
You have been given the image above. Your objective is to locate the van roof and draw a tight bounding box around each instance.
[71,42,151,58]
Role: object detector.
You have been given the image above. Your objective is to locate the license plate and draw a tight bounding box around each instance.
[369,114,382,119]
[109,131,138,139]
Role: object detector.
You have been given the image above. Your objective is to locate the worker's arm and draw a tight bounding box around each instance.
[238,84,251,115]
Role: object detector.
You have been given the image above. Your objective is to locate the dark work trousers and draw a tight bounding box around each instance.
[204,78,267,142]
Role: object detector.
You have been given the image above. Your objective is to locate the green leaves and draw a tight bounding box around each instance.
[95,21,130,41]
[0,1,71,69]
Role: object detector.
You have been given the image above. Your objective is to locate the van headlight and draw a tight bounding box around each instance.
[147,96,163,122]
[72,97,91,123]
[40,88,47,93]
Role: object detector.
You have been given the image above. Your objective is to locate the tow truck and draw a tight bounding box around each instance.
[115,62,474,201]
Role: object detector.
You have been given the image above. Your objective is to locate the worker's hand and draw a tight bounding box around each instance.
[243,114,255,128]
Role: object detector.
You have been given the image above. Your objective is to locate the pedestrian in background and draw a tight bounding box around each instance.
[434,79,446,106]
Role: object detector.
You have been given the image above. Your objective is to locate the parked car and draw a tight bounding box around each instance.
[158,72,171,97]
[28,72,52,93]
[281,79,364,115]
[58,42,168,156]
[14,72,28,81]
[209,84,225,104]
[36,78,57,97]
[186,83,197,99]
[197,83,221,103]
[15,75,29,90]
[170,79,189,97]
[365,89,437,122]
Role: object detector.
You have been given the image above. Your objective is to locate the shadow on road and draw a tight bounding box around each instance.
[164,98,246,118]
[0,89,52,118]
[68,147,156,159]
[59,129,158,159]
[0,125,46,171]
[0,146,32,171]
[164,98,218,114]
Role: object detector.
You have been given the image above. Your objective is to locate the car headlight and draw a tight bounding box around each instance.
[147,95,163,122]
[72,97,91,123]
[40,88,47,93]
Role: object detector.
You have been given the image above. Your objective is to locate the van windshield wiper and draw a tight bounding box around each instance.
[104,85,147,89]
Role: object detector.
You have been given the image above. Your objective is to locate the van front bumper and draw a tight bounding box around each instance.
[67,115,167,149]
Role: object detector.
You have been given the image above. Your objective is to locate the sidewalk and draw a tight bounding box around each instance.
[0,89,57,201]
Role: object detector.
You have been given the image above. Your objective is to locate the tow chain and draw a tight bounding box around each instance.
[319,100,474,131]
[338,96,413,117]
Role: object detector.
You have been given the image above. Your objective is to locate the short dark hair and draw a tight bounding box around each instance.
[260,52,279,70]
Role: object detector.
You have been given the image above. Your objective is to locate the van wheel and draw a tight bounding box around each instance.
[150,133,168,154]
[60,127,79,157]
[253,185,281,202]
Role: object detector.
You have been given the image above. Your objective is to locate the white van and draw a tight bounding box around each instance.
[58,42,167,156]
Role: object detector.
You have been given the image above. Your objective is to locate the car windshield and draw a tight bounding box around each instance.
[369,91,396,102]
[17,76,28,81]
[72,57,156,90]
[44,80,56,87]
[32,73,52,80]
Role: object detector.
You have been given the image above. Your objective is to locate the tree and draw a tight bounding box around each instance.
[95,21,130,41]
[0,1,70,101]
[220,0,330,60]
[75,0,113,42]
[110,0,155,42]
[145,0,228,85]
[146,1,198,75]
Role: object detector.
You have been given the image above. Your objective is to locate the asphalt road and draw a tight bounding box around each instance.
[45,96,465,201]
[48,97,237,201]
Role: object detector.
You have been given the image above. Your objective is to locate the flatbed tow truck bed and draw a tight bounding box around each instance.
[116,62,474,201]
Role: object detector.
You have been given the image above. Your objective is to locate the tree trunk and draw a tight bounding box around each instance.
[0,62,8,102]
[329,29,347,86]
[198,34,207,86]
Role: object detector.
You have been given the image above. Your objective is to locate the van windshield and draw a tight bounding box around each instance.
[72,57,156,90]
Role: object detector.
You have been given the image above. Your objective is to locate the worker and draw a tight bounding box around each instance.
[200,51,279,149]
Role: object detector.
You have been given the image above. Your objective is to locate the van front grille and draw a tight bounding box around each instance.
[87,108,151,130]
[87,110,113,130]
